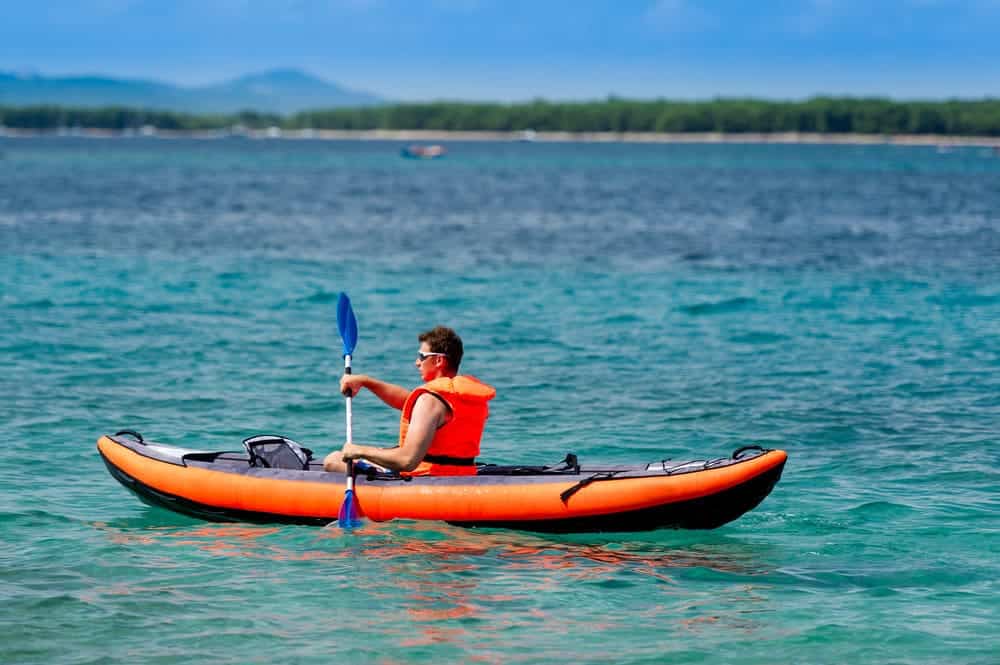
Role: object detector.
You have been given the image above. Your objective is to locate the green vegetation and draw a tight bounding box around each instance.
[3,97,1000,136]
[0,106,281,131]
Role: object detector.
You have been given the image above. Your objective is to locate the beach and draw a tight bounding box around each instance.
[3,124,1000,148]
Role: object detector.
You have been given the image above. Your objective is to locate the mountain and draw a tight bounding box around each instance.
[0,69,383,114]
[188,69,383,114]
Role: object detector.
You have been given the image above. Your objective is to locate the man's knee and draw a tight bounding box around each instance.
[323,451,345,473]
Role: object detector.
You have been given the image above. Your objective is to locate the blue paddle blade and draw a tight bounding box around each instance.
[336,292,358,357]
[338,489,362,528]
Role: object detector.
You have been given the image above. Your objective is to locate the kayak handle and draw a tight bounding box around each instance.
[732,445,765,460]
[114,430,145,444]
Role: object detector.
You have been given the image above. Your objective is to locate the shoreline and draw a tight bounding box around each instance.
[2,126,1000,148]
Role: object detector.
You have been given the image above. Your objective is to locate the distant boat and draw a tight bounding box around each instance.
[401,144,446,159]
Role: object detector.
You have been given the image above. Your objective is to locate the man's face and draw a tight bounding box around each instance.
[415,342,444,381]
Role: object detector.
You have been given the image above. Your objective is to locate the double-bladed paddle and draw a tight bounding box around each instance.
[336,292,362,528]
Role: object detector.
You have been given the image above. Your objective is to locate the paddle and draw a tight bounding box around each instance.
[336,292,362,528]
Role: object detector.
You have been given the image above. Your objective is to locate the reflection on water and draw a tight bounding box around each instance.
[94,513,779,657]
[99,516,776,574]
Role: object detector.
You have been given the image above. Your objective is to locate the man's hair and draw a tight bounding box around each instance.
[419,326,464,370]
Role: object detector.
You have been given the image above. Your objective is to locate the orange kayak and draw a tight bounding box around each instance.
[97,431,786,533]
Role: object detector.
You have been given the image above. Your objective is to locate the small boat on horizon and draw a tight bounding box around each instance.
[401,144,447,159]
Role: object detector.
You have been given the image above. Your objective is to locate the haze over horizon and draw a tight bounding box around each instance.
[2,1,998,102]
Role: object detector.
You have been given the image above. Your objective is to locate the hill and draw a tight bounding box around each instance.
[0,69,382,114]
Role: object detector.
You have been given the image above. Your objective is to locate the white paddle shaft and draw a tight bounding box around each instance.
[344,354,354,490]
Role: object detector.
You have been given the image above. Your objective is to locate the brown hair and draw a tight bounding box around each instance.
[419,326,464,370]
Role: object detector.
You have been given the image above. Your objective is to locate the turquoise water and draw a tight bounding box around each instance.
[1,138,998,663]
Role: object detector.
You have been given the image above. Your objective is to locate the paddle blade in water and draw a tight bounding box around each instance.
[338,489,362,528]
[336,293,358,357]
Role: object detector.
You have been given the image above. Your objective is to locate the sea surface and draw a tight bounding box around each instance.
[1,137,998,664]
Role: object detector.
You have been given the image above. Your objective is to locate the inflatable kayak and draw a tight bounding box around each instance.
[97,431,786,533]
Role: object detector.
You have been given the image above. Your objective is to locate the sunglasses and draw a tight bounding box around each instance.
[417,351,447,362]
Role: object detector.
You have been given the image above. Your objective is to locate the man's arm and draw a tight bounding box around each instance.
[341,374,411,411]
[340,394,447,472]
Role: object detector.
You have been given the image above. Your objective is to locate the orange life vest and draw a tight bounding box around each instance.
[398,375,496,476]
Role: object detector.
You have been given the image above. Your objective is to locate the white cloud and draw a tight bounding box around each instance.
[329,0,382,9]
[431,0,482,11]
[90,0,143,14]
[900,0,994,6]
[784,0,841,35]
[644,0,715,33]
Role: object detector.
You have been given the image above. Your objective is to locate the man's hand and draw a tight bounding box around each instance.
[340,441,364,461]
[340,374,367,397]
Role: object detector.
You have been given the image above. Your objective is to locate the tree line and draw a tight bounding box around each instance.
[3,97,1000,136]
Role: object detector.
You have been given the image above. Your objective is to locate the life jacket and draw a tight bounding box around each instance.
[398,375,496,476]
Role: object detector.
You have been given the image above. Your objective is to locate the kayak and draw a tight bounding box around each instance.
[400,144,446,159]
[97,431,786,533]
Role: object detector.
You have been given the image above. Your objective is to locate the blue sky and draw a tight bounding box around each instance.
[2,0,997,101]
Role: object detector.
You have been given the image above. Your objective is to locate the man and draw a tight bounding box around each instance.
[323,326,495,476]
